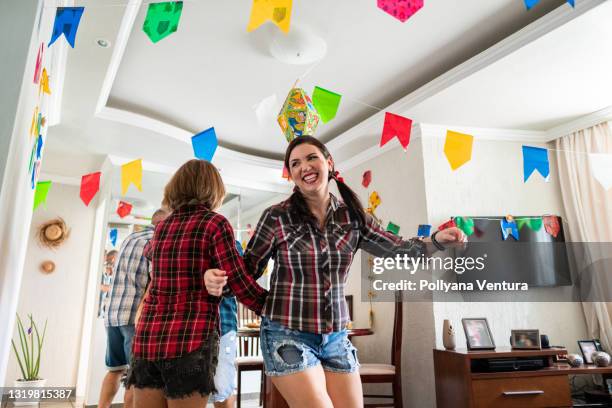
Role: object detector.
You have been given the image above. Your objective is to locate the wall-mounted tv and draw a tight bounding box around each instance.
[454,216,572,288]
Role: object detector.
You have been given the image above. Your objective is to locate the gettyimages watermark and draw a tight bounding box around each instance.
[361,242,612,302]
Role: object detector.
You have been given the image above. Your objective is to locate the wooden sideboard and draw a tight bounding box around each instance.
[433,348,612,408]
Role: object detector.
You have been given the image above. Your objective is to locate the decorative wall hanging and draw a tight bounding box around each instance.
[37,217,70,249]
[39,260,56,274]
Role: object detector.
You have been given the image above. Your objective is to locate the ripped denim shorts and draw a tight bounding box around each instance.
[260,316,359,376]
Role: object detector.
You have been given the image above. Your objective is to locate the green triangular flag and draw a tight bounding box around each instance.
[33,181,52,210]
[312,86,342,123]
[516,217,543,231]
[143,1,183,43]
[386,221,400,235]
[454,216,474,236]
[516,218,529,230]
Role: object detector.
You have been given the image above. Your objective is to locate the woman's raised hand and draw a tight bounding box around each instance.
[436,227,467,244]
[204,268,228,296]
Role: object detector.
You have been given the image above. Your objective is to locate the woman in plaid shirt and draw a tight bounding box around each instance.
[127,159,267,408]
[206,136,465,408]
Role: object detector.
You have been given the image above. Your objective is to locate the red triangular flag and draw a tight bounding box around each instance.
[117,201,133,218]
[543,215,560,238]
[380,112,412,150]
[80,172,101,206]
[362,170,372,188]
[438,219,457,231]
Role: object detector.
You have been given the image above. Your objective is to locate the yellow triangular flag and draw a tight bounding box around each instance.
[247,0,292,33]
[30,106,39,137]
[39,68,51,95]
[121,159,142,195]
[444,130,474,170]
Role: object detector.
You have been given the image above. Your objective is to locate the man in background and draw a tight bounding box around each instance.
[98,209,168,408]
[98,250,118,318]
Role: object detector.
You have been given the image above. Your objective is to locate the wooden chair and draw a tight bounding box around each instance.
[236,302,265,408]
[359,291,403,408]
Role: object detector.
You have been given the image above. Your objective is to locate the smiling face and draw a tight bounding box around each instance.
[288,142,334,196]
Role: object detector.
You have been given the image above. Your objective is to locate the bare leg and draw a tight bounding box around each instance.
[98,370,124,408]
[213,394,236,408]
[324,370,363,408]
[271,365,333,408]
[133,387,167,408]
[124,385,134,408]
[167,393,209,408]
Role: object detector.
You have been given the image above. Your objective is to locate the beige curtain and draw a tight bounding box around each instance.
[555,122,612,351]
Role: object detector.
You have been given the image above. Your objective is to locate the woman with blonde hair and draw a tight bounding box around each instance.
[206,136,465,408]
[127,159,267,408]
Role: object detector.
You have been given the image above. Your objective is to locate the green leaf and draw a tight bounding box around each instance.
[16,316,31,378]
[11,339,27,380]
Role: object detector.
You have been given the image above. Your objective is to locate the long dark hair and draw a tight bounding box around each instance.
[284,136,366,228]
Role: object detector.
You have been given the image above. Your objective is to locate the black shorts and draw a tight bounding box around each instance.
[126,332,219,400]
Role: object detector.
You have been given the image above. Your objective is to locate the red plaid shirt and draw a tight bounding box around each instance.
[133,204,267,360]
[244,194,425,333]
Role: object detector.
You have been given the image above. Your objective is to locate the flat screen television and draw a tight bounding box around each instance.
[454,216,572,287]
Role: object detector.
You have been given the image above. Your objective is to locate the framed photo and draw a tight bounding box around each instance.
[462,318,495,350]
[578,340,599,364]
[511,330,541,349]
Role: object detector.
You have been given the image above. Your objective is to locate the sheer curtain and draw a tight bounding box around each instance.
[555,122,612,351]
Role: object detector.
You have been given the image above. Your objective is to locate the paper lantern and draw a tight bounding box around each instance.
[277,88,320,142]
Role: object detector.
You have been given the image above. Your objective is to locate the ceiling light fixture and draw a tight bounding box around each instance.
[96,39,111,48]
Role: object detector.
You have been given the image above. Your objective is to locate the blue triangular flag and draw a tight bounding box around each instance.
[48,7,85,48]
[566,0,575,7]
[522,146,549,182]
[192,127,218,162]
[524,0,539,9]
[417,224,432,237]
[500,219,519,241]
[36,135,43,159]
[110,228,118,247]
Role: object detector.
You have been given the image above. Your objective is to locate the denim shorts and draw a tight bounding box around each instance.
[260,317,359,376]
[126,332,219,400]
[211,330,237,402]
[105,325,135,371]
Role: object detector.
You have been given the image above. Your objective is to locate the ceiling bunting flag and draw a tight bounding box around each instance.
[30,107,39,137]
[121,159,143,195]
[35,135,43,159]
[39,68,51,95]
[473,226,484,238]
[417,224,432,237]
[142,1,183,43]
[386,221,400,235]
[31,161,41,189]
[109,228,118,247]
[80,172,101,206]
[523,0,539,10]
[254,94,279,125]
[438,219,456,231]
[522,146,550,182]
[33,44,44,84]
[380,112,412,150]
[117,201,133,218]
[566,0,575,7]
[48,7,85,48]
[362,170,372,188]
[543,215,560,238]
[368,191,381,212]
[33,181,52,210]
[444,130,474,170]
[312,86,342,124]
[589,153,612,190]
[377,0,424,22]
[247,0,293,33]
[500,218,519,241]
[454,216,474,236]
[516,217,543,231]
[192,127,218,162]
[277,88,320,142]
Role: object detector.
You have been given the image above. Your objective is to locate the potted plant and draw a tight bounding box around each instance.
[11,314,47,406]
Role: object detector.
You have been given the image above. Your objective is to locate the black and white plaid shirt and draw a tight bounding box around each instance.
[244,194,425,333]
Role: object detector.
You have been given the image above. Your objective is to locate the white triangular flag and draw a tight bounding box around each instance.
[589,153,612,190]
[253,94,279,125]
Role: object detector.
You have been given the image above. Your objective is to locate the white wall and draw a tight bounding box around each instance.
[0,0,62,385]
[5,183,96,386]
[419,126,588,356]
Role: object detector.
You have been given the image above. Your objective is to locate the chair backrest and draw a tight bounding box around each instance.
[237,301,261,357]
[390,290,403,372]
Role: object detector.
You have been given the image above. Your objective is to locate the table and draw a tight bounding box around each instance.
[237,326,374,408]
[433,347,612,408]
